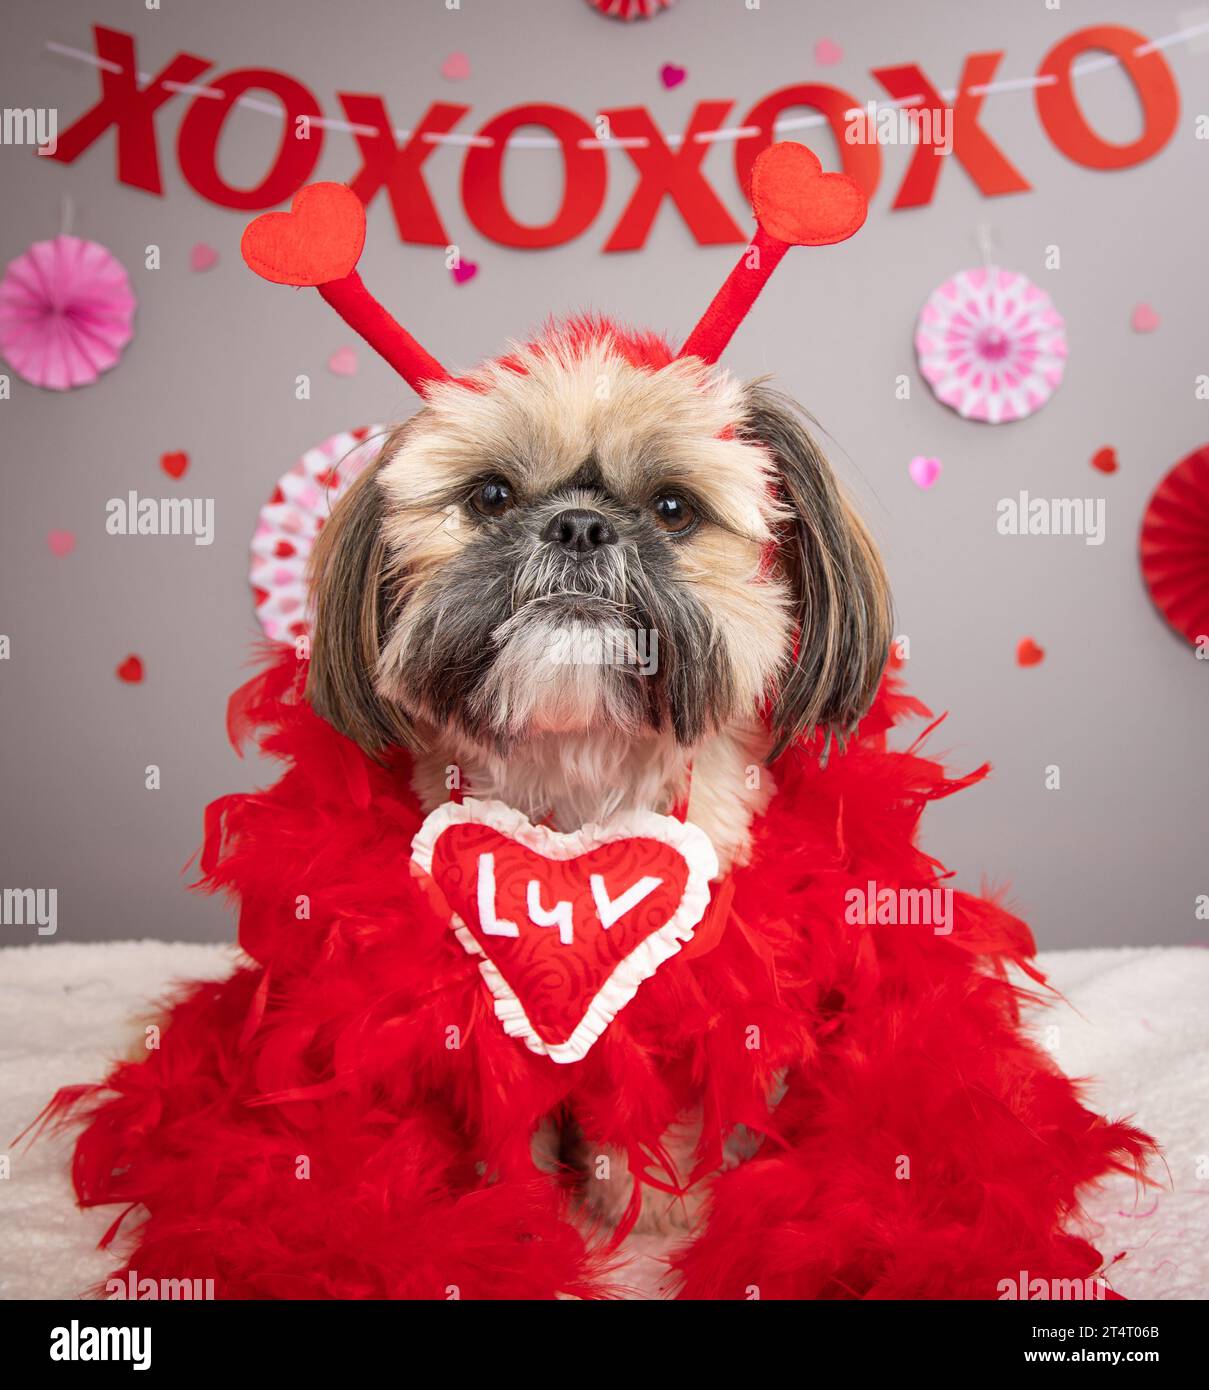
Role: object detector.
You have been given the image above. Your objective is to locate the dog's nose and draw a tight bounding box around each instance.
[541,508,618,555]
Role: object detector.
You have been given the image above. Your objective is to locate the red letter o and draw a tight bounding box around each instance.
[1036,26,1178,170]
[735,84,880,200]
[178,68,323,210]
[462,104,606,248]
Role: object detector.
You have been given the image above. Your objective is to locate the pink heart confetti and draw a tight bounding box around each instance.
[451,259,479,285]
[660,63,687,89]
[441,51,470,81]
[908,455,942,489]
[815,39,843,66]
[47,529,76,557]
[327,346,357,376]
[1131,302,1159,333]
[189,242,218,272]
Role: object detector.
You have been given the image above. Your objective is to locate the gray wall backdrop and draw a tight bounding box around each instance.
[1,0,1205,947]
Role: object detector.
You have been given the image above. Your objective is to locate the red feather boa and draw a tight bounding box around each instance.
[39,650,1153,1299]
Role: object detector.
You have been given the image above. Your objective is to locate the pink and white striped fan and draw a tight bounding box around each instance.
[250,425,389,643]
[914,267,1067,424]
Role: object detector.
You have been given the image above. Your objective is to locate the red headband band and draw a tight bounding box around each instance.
[239,143,867,392]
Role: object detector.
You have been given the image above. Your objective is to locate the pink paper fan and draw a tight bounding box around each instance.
[0,235,137,390]
[251,425,390,643]
[914,267,1067,424]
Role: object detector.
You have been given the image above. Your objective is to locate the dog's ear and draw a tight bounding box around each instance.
[306,430,414,755]
[741,384,892,761]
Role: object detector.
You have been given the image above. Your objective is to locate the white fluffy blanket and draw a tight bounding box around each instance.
[1,941,1205,1299]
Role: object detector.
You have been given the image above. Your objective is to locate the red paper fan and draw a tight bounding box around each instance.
[1139,444,1209,647]
[586,0,675,19]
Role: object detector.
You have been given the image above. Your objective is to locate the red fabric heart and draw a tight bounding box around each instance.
[1016,637,1045,667]
[241,183,366,288]
[413,801,717,1062]
[751,142,867,246]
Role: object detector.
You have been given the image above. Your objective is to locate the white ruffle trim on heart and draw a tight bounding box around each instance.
[411,797,719,1064]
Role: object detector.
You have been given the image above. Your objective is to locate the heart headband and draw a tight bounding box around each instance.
[240,141,867,394]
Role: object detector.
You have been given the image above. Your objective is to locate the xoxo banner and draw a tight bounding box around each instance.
[46,22,1182,251]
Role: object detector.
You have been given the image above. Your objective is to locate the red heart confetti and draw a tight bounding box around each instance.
[116,655,144,683]
[189,242,218,272]
[451,259,478,285]
[1091,446,1119,474]
[1016,638,1045,667]
[46,530,76,557]
[660,63,687,89]
[160,450,189,480]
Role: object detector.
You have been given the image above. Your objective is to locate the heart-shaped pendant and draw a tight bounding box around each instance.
[412,799,719,1063]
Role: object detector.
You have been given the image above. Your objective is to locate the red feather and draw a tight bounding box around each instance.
[40,649,1154,1299]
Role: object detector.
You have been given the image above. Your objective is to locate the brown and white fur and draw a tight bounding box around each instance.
[305,325,891,1287]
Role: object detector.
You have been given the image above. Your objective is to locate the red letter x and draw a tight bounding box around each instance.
[600,101,745,252]
[338,96,470,246]
[49,25,212,195]
[872,52,1031,208]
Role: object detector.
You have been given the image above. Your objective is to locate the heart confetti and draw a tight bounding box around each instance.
[441,52,471,81]
[116,654,145,684]
[815,39,844,66]
[909,455,942,489]
[160,450,189,480]
[660,63,687,89]
[1091,446,1119,474]
[189,243,218,272]
[46,530,76,557]
[1016,638,1045,667]
[451,259,478,285]
[1131,302,1160,333]
[327,346,357,376]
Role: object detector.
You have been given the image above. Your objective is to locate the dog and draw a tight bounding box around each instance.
[304,322,890,1264]
[49,152,1149,1301]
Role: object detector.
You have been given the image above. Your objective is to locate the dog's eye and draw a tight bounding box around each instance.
[469,479,515,519]
[651,494,696,534]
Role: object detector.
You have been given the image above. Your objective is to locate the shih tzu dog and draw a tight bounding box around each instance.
[304,332,890,1251]
[52,147,1148,1300]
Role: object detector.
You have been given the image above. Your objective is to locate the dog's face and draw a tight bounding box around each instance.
[307,325,890,762]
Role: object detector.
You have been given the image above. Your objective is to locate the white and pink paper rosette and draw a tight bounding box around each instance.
[914,267,1067,424]
[250,425,389,643]
[0,235,137,390]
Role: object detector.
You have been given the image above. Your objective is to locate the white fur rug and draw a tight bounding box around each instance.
[1,941,1205,1299]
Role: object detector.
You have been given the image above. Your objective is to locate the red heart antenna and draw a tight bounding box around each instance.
[241,183,451,396]
[677,142,868,365]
